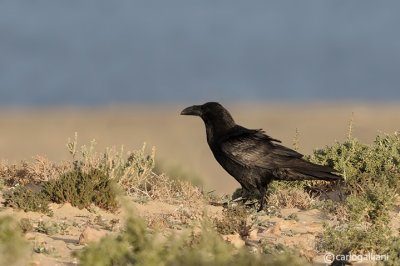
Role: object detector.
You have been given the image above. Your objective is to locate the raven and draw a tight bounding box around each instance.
[181,102,341,211]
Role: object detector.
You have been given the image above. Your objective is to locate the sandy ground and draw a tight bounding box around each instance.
[0,102,399,194]
[2,193,398,266]
[0,194,344,266]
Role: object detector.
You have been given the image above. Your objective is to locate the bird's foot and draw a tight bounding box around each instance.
[232,196,258,206]
[231,196,244,203]
[244,199,258,206]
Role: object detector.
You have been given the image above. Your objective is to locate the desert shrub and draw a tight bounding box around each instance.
[232,180,316,211]
[77,213,307,266]
[159,224,267,266]
[66,134,203,204]
[5,167,119,213]
[145,173,203,204]
[309,133,400,191]
[380,237,400,266]
[36,220,69,235]
[3,185,52,214]
[0,177,4,191]
[309,137,368,182]
[310,132,400,255]
[0,216,29,266]
[0,156,68,186]
[320,178,394,254]
[0,161,32,187]
[66,134,155,194]
[76,214,153,266]
[3,135,203,214]
[18,218,34,233]
[214,205,251,237]
[267,186,315,210]
[77,232,135,266]
[1,134,157,198]
[261,242,309,266]
[42,167,119,211]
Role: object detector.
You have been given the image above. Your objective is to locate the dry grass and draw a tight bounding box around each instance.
[267,188,315,210]
[64,133,204,205]
[1,134,205,216]
[148,173,203,204]
[0,157,67,186]
[214,205,252,238]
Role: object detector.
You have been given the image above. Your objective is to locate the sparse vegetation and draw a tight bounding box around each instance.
[310,132,400,257]
[381,238,400,266]
[42,167,119,211]
[214,205,251,237]
[65,134,203,204]
[0,216,29,265]
[76,213,307,266]
[36,220,69,235]
[1,130,400,265]
[18,218,33,233]
[267,186,315,210]
[4,167,119,213]
[3,134,203,215]
[4,185,52,214]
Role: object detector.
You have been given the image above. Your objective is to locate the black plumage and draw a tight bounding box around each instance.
[181,102,341,211]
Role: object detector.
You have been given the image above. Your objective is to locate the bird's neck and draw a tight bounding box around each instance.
[204,118,235,144]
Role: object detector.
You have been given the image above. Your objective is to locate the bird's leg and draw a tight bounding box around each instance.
[257,186,267,212]
[231,188,249,203]
[241,188,250,201]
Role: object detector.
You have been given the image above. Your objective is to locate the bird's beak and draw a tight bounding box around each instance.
[180,105,202,116]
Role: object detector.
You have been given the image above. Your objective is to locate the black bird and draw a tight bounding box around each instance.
[181,102,341,211]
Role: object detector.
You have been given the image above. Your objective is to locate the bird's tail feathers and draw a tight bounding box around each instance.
[299,170,342,181]
[276,160,342,181]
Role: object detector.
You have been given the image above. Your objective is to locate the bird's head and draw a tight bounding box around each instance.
[181,102,230,119]
[181,102,236,131]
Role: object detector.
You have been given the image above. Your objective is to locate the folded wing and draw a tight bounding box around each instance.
[219,126,340,181]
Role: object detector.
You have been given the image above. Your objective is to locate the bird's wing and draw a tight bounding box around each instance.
[218,127,303,169]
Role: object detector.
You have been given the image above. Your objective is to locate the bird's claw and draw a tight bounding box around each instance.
[231,196,244,203]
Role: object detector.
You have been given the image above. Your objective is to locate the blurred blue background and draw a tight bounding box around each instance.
[1,0,400,106]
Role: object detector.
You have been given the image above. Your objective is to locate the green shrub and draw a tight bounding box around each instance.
[42,168,119,211]
[310,132,400,255]
[380,237,400,266]
[309,133,400,191]
[320,179,394,254]
[77,233,135,266]
[77,213,308,266]
[0,216,29,265]
[76,214,152,266]
[159,224,266,266]
[5,167,119,213]
[36,220,69,236]
[3,185,52,214]
[309,137,368,182]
